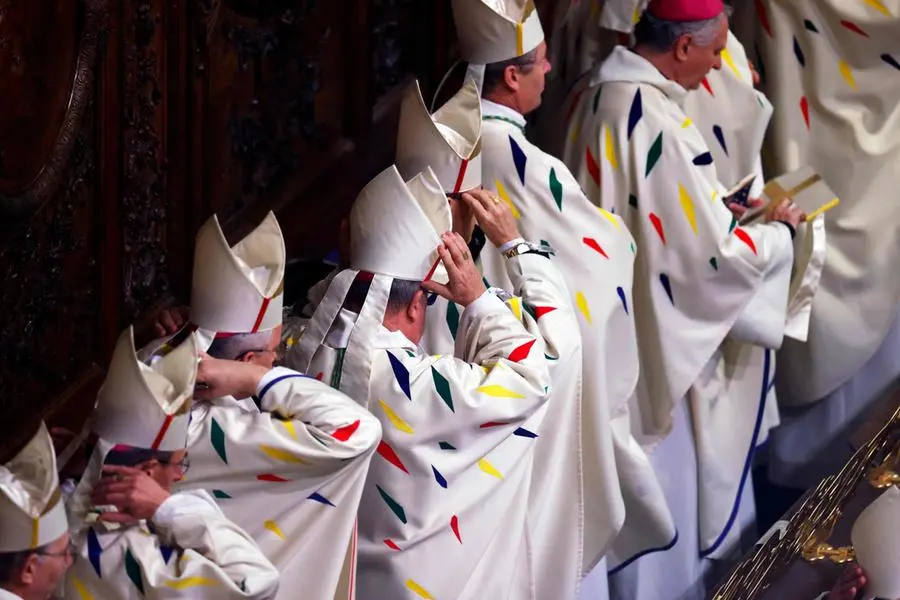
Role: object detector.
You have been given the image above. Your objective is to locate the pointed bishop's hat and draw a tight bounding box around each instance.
[93,327,198,452]
[349,165,452,282]
[851,485,900,600]
[0,422,68,552]
[451,0,545,66]
[397,78,483,194]
[189,212,286,351]
[293,166,451,402]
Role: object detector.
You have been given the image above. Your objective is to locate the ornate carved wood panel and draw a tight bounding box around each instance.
[0,0,108,455]
[2,0,568,459]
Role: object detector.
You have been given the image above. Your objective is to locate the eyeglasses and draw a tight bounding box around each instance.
[235,346,282,364]
[162,454,190,475]
[37,538,78,559]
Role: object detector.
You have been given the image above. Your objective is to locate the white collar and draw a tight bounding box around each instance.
[594,46,689,107]
[0,589,22,600]
[481,98,527,130]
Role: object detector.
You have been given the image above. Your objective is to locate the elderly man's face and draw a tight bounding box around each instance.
[513,41,552,115]
[676,17,728,90]
[18,532,74,598]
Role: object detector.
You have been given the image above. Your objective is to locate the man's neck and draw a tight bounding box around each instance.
[633,45,680,85]
[483,92,528,118]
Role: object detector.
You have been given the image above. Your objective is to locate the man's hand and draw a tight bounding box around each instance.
[461,189,520,248]
[91,465,171,525]
[748,60,761,87]
[422,232,487,307]
[767,197,806,228]
[194,353,270,401]
[450,195,477,243]
[154,305,190,338]
[827,565,867,600]
[726,197,764,220]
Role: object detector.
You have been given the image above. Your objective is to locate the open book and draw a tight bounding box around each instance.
[723,173,757,208]
[736,167,839,225]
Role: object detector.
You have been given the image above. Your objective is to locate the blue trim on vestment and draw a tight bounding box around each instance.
[257,373,315,402]
[699,349,772,557]
[608,531,680,575]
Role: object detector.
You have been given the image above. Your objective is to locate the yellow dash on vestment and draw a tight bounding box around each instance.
[604,126,619,170]
[31,518,39,548]
[711,190,719,204]
[721,48,742,81]
[516,22,524,55]
[863,0,891,17]
[681,117,693,128]
[264,519,286,540]
[495,179,521,219]
[165,577,220,590]
[576,292,592,325]
[259,445,309,464]
[478,458,504,480]
[570,124,579,145]
[838,60,858,91]
[72,578,95,600]
[507,296,523,321]
[476,385,525,399]
[406,580,436,599]
[633,7,642,23]
[599,207,620,229]
[279,419,299,441]
[678,184,699,235]
[379,400,415,434]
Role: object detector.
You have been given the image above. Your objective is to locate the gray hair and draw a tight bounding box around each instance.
[207,331,274,361]
[634,8,731,52]
[343,276,423,316]
[482,48,538,97]
[0,547,44,583]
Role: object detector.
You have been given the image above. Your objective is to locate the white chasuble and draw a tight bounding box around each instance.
[545,9,787,455]
[175,367,382,600]
[563,46,810,558]
[304,255,573,600]
[477,99,675,581]
[66,489,279,599]
[730,0,900,406]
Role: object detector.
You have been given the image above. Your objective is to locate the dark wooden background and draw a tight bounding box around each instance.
[0,0,561,460]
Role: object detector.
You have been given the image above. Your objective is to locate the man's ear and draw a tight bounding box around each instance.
[137,458,161,476]
[674,35,692,62]
[19,552,40,585]
[503,64,520,92]
[406,289,426,322]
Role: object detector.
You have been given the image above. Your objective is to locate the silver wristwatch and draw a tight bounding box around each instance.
[503,241,539,259]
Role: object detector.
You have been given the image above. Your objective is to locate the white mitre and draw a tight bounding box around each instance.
[451,0,544,65]
[293,165,451,401]
[397,78,483,194]
[190,211,286,351]
[851,485,900,600]
[93,327,198,452]
[0,422,68,552]
[350,165,452,282]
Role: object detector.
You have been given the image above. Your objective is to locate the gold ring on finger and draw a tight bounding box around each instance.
[492,195,501,204]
